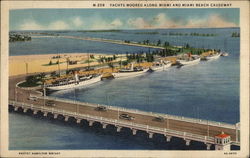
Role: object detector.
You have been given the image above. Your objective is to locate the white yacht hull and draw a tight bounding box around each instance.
[112,68,149,78]
[151,63,172,71]
[46,75,101,91]
[221,52,229,57]
[178,58,201,65]
[206,53,221,60]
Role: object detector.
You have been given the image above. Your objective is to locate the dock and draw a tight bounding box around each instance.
[9,75,240,150]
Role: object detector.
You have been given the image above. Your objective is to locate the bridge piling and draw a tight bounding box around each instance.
[43,112,48,117]
[33,110,38,115]
[132,129,137,135]
[206,144,211,150]
[185,139,191,146]
[88,121,94,126]
[14,107,18,111]
[76,118,81,124]
[23,108,28,113]
[148,132,154,139]
[53,114,58,119]
[166,136,172,142]
[102,123,108,129]
[64,116,69,121]
[116,126,122,132]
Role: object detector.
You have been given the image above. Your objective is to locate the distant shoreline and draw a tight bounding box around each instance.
[9,27,240,32]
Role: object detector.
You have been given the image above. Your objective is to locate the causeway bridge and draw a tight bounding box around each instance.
[31,35,165,50]
[9,75,240,150]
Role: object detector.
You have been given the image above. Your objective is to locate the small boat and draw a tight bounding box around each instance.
[46,74,101,91]
[221,52,229,57]
[205,52,221,60]
[177,55,201,66]
[112,63,149,78]
[150,61,172,72]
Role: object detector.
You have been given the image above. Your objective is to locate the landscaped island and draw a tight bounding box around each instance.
[9,32,32,42]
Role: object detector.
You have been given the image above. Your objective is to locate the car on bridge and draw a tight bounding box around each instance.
[45,100,56,106]
[95,106,107,111]
[119,113,134,120]
[153,116,165,122]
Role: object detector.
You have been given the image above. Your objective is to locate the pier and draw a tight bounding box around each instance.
[9,75,240,150]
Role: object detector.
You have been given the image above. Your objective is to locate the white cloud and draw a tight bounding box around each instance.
[19,20,44,30]
[153,13,180,28]
[72,17,83,27]
[127,17,151,29]
[18,14,237,30]
[206,14,237,28]
[48,20,69,30]
[91,18,123,30]
[110,18,123,27]
[127,13,237,29]
[19,19,69,30]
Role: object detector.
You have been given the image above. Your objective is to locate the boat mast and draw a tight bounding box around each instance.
[66,57,69,75]
[88,52,90,69]
[87,52,90,75]
[120,54,122,69]
[57,53,61,77]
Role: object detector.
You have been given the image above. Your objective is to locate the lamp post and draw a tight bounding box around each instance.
[207,120,210,137]
[43,82,46,107]
[25,62,28,76]
[117,108,119,120]
[15,87,17,102]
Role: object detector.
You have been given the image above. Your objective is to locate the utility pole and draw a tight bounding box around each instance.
[207,120,210,137]
[25,62,28,75]
[57,59,60,77]
[43,82,46,107]
[117,108,119,120]
[15,87,17,102]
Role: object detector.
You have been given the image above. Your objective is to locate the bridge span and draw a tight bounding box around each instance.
[9,75,240,150]
[31,35,165,50]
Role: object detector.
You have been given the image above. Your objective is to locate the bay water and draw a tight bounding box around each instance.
[9,28,239,150]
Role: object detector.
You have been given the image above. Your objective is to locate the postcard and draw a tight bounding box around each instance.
[0,1,249,158]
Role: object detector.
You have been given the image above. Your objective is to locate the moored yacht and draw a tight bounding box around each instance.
[221,52,229,57]
[112,63,149,78]
[177,54,201,66]
[205,52,221,60]
[46,73,101,91]
[150,60,172,72]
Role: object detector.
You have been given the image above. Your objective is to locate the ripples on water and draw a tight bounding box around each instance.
[52,57,239,124]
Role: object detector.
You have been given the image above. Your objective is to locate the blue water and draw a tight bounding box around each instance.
[9,37,159,56]
[9,28,240,150]
[10,28,239,56]
[52,55,239,124]
[9,112,211,150]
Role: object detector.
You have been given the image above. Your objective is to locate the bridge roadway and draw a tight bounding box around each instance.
[9,75,239,148]
[32,35,165,50]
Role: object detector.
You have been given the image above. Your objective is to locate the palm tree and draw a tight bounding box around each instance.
[108,62,114,72]
[157,40,161,46]
[66,57,70,74]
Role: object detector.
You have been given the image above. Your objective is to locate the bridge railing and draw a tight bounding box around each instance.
[35,96,236,130]
[10,100,220,144]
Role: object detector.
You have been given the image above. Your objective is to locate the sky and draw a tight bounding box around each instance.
[10,8,239,30]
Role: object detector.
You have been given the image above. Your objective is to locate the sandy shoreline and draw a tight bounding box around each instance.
[9,53,109,76]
